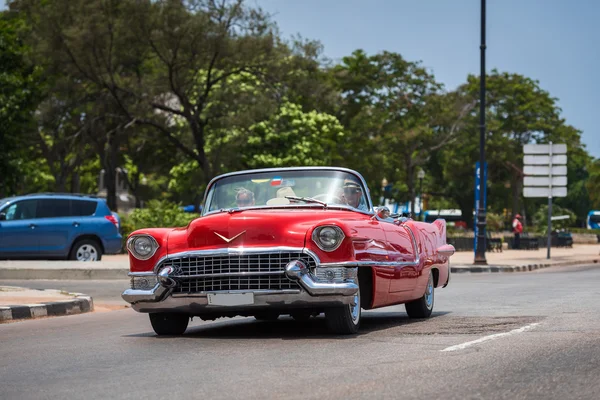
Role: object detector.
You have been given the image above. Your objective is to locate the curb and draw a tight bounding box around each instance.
[0,289,94,323]
[451,258,600,274]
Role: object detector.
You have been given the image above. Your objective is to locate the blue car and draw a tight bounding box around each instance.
[0,194,122,261]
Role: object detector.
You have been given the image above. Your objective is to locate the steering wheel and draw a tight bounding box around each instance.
[312,194,343,204]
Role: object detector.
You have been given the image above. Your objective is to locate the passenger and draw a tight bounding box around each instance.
[342,179,368,211]
[235,188,255,207]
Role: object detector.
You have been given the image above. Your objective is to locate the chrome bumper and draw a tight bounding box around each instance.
[122,261,359,313]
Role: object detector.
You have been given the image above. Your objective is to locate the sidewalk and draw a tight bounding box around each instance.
[0,286,94,323]
[451,244,600,273]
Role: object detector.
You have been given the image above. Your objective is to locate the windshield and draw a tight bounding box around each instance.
[204,169,370,214]
[0,198,11,211]
[589,214,600,223]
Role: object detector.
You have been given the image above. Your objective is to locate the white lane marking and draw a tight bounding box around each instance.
[441,322,541,352]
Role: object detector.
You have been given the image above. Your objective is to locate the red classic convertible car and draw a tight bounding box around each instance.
[122,167,455,335]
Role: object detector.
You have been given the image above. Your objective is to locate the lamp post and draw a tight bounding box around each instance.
[417,169,425,219]
[380,178,388,206]
[474,0,487,264]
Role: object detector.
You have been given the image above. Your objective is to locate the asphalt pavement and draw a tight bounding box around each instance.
[1,264,600,400]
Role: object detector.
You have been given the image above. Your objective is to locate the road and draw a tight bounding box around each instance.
[1,264,600,400]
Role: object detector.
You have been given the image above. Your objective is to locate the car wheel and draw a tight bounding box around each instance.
[69,239,102,261]
[149,312,189,335]
[254,313,279,321]
[405,272,434,318]
[291,311,312,322]
[325,286,361,334]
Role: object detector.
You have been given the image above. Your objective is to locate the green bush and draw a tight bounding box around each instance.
[532,204,576,234]
[486,212,506,232]
[120,200,199,239]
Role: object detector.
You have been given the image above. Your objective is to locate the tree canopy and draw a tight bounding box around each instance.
[1,0,596,230]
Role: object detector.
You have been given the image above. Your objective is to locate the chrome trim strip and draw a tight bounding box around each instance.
[172,271,285,279]
[202,203,374,217]
[405,226,421,267]
[319,229,421,269]
[201,167,374,216]
[171,289,301,297]
[129,291,355,312]
[153,246,322,273]
[128,272,156,277]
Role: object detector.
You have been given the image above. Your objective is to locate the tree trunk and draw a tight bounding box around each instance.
[104,130,119,211]
[407,161,415,217]
[459,200,474,229]
[71,171,80,193]
[511,174,521,219]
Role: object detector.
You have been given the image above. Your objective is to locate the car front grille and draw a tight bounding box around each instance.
[165,251,317,293]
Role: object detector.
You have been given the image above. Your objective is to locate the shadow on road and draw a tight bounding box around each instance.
[124,310,451,340]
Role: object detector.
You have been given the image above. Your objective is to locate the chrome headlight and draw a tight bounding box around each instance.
[127,235,159,260]
[312,226,345,252]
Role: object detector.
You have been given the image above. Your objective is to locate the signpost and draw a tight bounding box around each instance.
[474,161,487,256]
[522,142,568,259]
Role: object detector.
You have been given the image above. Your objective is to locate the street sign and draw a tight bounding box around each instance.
[522,142,568,260]
[523,143,567,154]
[523,154,568,165]
[523,176,568,187]
[523,186,568,198]
[523,165,567,176]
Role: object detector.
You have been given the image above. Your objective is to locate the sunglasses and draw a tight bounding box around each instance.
[343,188,361,195]
[237,199,253,205]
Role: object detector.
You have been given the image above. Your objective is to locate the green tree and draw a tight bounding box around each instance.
[0,9,42,196]
[331,50,472,213]
[243,102,344,168]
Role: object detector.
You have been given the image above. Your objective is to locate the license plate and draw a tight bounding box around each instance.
[207,293,254,306]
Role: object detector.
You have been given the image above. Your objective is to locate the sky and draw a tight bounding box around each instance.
[252,0,600,159]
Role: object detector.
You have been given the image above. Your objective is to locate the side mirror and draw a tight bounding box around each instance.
[0,213,6,221]
[373,206,391,220]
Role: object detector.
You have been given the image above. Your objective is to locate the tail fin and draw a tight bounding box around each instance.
[432,218,447,242]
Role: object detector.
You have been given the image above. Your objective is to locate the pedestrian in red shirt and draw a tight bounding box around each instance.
[512,214,523,249]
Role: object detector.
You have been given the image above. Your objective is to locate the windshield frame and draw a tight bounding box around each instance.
[201,167,374,216]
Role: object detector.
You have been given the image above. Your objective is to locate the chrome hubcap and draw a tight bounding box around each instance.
[350,288,360,324]
[76,245,98,261]
[425,274,434,310]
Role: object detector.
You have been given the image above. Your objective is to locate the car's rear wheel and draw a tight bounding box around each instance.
[325,287,361,334]
[149,312,189,335]
[69,239,102,261]
[405,272,434,318]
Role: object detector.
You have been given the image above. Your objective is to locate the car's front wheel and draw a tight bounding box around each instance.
[149,312,189,335]
[325,287,361,334]
[405,272,434,318]
[69,239,102,261]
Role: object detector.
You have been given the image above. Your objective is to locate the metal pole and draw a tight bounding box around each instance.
[419,177,423,220]
[547,142,553,259]
[474,0,487,264]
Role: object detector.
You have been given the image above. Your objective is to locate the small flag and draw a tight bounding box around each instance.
[270,177,283,186]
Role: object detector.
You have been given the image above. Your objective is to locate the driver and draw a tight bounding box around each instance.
[342,179,367,211]
[235,188,255,207]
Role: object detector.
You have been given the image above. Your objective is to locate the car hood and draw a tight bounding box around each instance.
[166,208,365,255]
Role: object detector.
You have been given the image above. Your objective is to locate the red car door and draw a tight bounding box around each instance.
[380,222,420,293]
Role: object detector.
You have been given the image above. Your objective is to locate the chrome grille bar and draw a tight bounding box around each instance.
[163,251,317,293]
